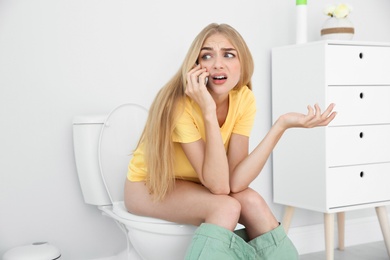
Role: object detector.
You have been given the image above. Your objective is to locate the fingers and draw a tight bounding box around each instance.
[309,103,323,119]
[315,103,335,125]
[305,104,317,125]
[185,65,212,109]
[187,64,209,87]
[314,103,321,117]
[305,103,336,127]
[307,104,314,116]
[318,103,337,126]
[319,111,337,126]
[321,103,335,117]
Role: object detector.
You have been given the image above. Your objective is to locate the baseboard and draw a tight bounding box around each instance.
[288,214,387,255]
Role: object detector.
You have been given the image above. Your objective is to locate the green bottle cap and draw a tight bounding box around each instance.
[296,0,307,5]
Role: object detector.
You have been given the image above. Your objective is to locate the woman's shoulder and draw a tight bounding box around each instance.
[231,85,255,101]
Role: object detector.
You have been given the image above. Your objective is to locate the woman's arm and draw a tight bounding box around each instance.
[181,65,230,194]
[181,113,230,195]
[229,103,337,193]
[228,123,285,193]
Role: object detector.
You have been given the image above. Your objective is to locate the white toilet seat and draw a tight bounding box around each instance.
[112,201,174,224]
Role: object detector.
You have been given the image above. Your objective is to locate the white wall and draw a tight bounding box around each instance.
[1,0,389,259]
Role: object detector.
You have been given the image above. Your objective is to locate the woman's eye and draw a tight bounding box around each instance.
[201,54,212,61]
[225,53,235,58]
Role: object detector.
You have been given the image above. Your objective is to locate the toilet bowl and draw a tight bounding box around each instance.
[72,103,197,260]
[101,202,197,259]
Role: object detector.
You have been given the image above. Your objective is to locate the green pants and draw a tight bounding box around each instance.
[185,223,299,260]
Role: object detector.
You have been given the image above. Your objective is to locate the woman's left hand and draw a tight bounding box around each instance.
[278,103,337,130]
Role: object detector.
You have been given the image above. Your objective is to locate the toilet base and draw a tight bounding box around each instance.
[100,205,196,260]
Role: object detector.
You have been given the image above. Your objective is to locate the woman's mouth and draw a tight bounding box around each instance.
[211,74,228,84]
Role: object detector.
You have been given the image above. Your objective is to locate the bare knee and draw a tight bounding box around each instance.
[206,195,241,231]
[231,188,268,212]
[231,188,278,237]
[230,188,277,225]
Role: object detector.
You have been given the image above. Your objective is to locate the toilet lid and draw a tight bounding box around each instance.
[98,103,148,204]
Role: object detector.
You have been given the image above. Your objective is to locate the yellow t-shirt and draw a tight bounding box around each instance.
[127,86,256,182]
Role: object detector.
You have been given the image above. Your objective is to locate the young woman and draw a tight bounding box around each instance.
[124,23,336,259]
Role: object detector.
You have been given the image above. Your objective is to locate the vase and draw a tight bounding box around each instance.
[321,17,354,40]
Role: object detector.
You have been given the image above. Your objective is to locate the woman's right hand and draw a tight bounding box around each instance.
[185,64,215,114]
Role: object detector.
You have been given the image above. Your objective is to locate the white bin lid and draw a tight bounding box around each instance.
[98,103,148,204]
[3,242,61,260]
[73,114,107,125]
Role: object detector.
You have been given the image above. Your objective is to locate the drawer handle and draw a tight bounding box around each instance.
[360,171,364,178]
[359,132,364,138]
[359,92,364,99]
[359,52,364,59]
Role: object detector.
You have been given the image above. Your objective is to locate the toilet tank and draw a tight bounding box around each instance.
[73,115,111,206]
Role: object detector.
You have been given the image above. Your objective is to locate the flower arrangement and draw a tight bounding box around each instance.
[321,3,354,40]
[324,3,352,18]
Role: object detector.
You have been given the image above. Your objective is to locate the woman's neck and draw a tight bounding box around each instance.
[215,95,229,127]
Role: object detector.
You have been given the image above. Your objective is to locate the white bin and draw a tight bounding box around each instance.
[3,242,61,260]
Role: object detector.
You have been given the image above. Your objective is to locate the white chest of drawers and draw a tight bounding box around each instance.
[271,40,390,259]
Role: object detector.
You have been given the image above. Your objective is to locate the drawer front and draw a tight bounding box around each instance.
[328,86,390,126]
[327,45,390,85]
[328,163,390,209]
[327,125,390,167]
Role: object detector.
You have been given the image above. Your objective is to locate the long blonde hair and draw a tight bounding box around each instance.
[140,23,254,201]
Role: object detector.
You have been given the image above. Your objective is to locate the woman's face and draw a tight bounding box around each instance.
[198,33,241,96]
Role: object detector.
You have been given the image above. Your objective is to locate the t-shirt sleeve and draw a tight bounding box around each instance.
[232,89,256,137]
[172,104,202,143]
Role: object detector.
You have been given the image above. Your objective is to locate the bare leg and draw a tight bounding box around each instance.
[230,188,279,240]
[124,179,241,231]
